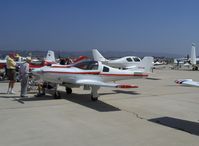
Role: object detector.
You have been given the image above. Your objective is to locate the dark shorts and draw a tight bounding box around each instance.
[7,69,16,81]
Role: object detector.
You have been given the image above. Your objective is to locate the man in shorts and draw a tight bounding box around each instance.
[6,54,16,94]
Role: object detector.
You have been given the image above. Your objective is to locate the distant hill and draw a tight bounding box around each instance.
[0,48,182,59]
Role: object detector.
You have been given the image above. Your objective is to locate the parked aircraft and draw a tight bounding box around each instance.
[29,50,56,70]
[0,54,26,70]
[32,57,153,101]
[174,43,199,70]
[30,51,89,70]
[92,49,146,69]
[175,79,199,87]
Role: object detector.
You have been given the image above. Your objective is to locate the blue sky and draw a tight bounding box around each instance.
[0,0,199,55]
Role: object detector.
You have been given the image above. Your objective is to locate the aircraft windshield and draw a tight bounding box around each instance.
[74,61,99,70]
[133,57,141,62]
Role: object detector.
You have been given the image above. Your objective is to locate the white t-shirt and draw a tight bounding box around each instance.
[20,62,29,76]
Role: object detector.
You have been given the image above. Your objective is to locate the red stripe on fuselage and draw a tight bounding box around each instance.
[100,73,148,77]
[42,71,100,75]
[40,71,148,77]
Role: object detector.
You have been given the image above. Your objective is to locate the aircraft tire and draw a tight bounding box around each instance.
[91,96,98,101]
[66,87,72,94]
[54,92,61,99]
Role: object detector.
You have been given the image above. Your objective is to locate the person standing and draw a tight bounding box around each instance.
[6,54,17,94]
[19,57,31,97]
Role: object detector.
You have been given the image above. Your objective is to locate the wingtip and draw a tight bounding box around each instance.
[117,84,138,88]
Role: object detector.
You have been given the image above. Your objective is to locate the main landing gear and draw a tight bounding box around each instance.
[66,87,72,94]
[54,91,61,99]
[91,86,100,101]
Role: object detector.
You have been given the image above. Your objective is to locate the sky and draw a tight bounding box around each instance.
[0,0,199,55]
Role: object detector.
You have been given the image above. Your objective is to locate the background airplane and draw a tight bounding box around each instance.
[30,51,89,70]
[0,54,26,70]
[174,43,199,70]
[32,57,153,101]
[92,49,153,70]
[29,50,56,70]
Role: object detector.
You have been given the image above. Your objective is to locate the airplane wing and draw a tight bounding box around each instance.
[126,65,137,70]
[76,79,138,88]
[175,79,199,87]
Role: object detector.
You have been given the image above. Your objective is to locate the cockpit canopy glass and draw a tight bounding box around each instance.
[133,57,141,62]
[126,58,133,62]
[74,61,99,70]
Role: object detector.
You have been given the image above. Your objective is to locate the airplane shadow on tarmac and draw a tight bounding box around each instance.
[19,91,121,112]
[146,77,162,80]
[63,93,121,112]
[149,117,199,136]
[1,89,140,112]
[100,90,140,96]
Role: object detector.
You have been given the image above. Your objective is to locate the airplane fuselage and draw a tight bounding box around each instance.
[33,61,148,85]
[32,60,150,101]
[102,56,141,69]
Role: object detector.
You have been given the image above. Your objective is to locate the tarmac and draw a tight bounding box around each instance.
[0,68,199,146]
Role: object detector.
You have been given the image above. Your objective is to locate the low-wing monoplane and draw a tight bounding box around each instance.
[92,49,153,70]
[92,49,142,69]
[29,50,56,70]
[32,57,153,101]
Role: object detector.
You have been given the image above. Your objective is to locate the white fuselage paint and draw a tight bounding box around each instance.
[32,62,147,84]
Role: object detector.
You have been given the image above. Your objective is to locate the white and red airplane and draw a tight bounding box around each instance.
[29,50,56,70]
[175,79,199,87]
[29,51,88,70]
[0,50,56,71]
[32,57,153,101]
[0,55,26,70]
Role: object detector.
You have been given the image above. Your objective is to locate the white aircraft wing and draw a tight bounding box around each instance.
[175,79,199,87]
[125,65,137,70]
[76,79,138,88]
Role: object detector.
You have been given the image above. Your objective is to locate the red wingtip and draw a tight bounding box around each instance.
[175,80,180,84]
[117,84,138,88]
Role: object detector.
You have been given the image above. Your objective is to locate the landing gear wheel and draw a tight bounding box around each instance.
[91,96,98,101]
[66,87,72,94]
[54,91,61,99]
[192,66,198,71]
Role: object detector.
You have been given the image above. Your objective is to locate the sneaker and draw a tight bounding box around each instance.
[20,95,28,98]
[34,93,41,97]
[10,91,16,94]
[7,90,10,94]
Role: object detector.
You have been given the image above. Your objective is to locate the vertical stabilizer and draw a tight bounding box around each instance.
[191,43,196,65]
[46,50,56,62]
[137,57,154,73]
[92,49,107,62]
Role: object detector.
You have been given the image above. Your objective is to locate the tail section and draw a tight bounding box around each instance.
[46,50,56,62]
[92,49,108,62]
[190,43,196,65]
[137,57,154,73]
